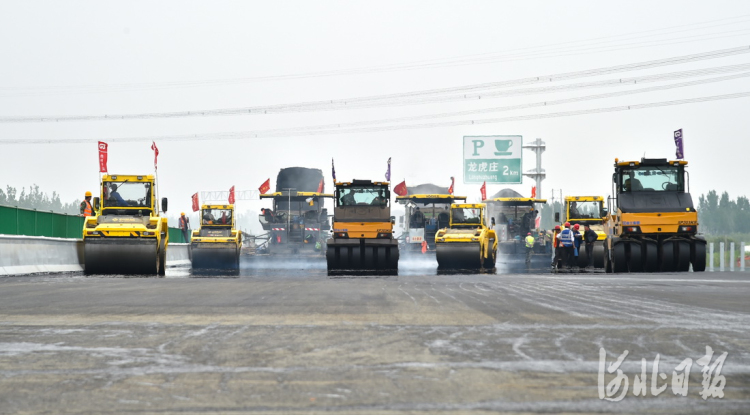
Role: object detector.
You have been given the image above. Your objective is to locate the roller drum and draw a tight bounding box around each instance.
[326,239,398,276]
[84,238,159,275]
[436,242,482,270]
[191,243,240,270]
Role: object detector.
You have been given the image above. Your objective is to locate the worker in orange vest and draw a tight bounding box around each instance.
[79,191,93,216]
[179,212,190,242]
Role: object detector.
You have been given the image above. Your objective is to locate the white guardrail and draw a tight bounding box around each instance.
[0,234,190,276]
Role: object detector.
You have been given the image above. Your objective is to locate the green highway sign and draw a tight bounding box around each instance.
[463,135,522,184]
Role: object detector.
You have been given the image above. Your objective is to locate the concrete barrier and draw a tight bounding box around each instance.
[167,243,191,267]
[0,235,84,275]
[0,235,191,276]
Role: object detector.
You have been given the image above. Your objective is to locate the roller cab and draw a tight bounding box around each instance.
[435,203,497,270]
[564,196,607,268]
[191,204,242,270]
[326,180,398,275]
[604,158,706,273]
[83,174,168,275]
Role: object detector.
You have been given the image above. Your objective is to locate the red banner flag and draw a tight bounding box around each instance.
[191,193,199,212]
[480,181,486,201]
[98,141,108,173]
[394,181,407,196]
[258,178,271,194]
[448,176,455,195]
[531,186,536,198]
[228,186,235,204]
[151,141,159,170]
[317,179,324,193]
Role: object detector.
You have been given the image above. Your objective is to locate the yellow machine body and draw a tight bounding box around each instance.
[604,157,705,273]
[326,180,398,275]
[435,203,497,269]
[191,204,242,270]
[82,174,168,275]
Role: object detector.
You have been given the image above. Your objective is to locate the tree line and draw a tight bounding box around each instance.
[697,190,750,235]
[0,185,81,215]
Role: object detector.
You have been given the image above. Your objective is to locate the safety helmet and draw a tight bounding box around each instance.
[573,224,580,230]
[554,225,561,230]
[85,191,92,197]
[527,232,531,235]
[564,222,571,228]
[181,212,185,216]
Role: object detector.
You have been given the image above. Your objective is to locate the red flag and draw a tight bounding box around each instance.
[191,193,199,212]
[480,181,486,201]
[394,181,407,196]
[98,141,108,173]
[531,186,536,198]
[317,179,324,193]
[535,214,541,229]
[421,240,427,254]
[448,176,455,195]
[258,178,271,194]
[228,186,235,204]
[151,141,159,170]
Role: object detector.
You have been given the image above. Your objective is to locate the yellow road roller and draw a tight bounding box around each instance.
[191,204,242,270]
[435,203,497,270]
[326,179,398,275]
[604,157,706,273]
[83,174,168,275]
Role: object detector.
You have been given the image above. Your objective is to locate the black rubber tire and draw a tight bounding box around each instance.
[661,241,676,272]
[676,241,691,272]
[644,241,659,272]
[692,241,707,272]
[158,236,166,276]
[592,243,605,269]
[483,248,496,269]
[613,242,628,273]
[628,242,643,272]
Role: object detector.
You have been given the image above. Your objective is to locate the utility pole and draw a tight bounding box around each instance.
[522,138,546,198]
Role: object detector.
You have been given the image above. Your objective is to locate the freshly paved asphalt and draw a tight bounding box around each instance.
[0,259,748,414]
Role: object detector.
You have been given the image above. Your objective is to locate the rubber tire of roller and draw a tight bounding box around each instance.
[661,241,676,272]
[643,241,659,272]
[613,242,628,273]
[691,241,706,272]
[676,241,691,272]
[628,242,643,272]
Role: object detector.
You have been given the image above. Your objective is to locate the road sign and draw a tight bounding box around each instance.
[463,135,522,184]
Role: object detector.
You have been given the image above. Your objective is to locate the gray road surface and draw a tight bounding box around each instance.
[0,262,748,414]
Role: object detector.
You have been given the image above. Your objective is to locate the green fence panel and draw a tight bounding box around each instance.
[68,215,84,239]
[36,211,54,237]
[168,227,186,243]
[1,204,177,241]
[17,209,36,236]
[0,205,18,235]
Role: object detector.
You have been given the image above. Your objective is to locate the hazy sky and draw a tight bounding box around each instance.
[1,1,749,231]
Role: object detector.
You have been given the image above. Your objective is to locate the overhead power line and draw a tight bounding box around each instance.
[2,46,749,123]
[2,91,747,145]
[1,14,749,95]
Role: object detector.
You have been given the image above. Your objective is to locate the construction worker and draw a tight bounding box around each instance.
[525,232,535,263]
[79,191,94,216]
[558,222,575,269]
[179,212,190,242]
[583,224,598,269]
[572,224,582,268]
[551,225,562,269]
